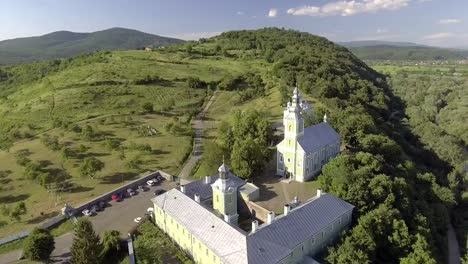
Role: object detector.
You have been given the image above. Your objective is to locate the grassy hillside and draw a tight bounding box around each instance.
[0,28,183,65]
[347,45,468,61]
[0,28,461,262]
[0,46,266,236]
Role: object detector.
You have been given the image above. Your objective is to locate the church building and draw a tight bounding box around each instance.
[152,163,354,264]
[276,87,340,182]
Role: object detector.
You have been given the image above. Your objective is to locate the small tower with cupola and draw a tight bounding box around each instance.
[211,163,239,224]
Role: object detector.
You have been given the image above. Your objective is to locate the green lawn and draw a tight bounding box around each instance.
[0,49,267,238]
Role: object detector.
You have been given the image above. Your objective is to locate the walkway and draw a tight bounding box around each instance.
[178,93,217,184]
[448,223,461,264]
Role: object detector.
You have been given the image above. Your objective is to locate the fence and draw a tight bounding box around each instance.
[0,170,174,247]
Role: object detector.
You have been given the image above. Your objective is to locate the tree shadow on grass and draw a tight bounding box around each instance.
[152,149,170,155]
[0,178,12,184]
[99,172,138,184]
[76,152,110,159]
[27,211,59,224]
[38,160,54,167]
[68,185,94,193]
[0,194,30,204]
[17,149,32,156]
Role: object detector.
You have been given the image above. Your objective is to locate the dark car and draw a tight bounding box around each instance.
[98,201,107,208]
[91,204,100,213]
[154,189,166,196]
[127,188,136,196]
[138,185,148,192]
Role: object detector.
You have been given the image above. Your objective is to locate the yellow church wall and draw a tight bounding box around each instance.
[213,188,237,217]
[154,204,223,264]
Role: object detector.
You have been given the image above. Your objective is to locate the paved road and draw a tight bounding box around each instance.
[179,93,217,184]
[0,181,175,264]
[448,223,461,264]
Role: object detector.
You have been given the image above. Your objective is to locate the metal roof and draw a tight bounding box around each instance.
[153,176,354,264]
[239,182,259,196]
[247,194,354,264]
[298,122,340,153]
[152,189,248,264]
[184,173,246,201]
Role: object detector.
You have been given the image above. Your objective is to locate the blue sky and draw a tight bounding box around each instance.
[0,0,467,47]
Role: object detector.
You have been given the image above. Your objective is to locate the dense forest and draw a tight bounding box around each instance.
[202,28,460,263]
[346,45,468,61]
[389,72,468,258]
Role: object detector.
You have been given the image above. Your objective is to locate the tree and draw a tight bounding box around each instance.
[201,142,225,174]
[186,76,206,89]
[400,234,437,264]
[100,230,121,263]
[1,202,27,222]
[81,125,96,141]
[70,218,102,264]
[230,137,265,179]
[79,157,104,178]
[23,228,55,262]
[134,222,165,264]
[142,102,153,113]
[60,147,74,162]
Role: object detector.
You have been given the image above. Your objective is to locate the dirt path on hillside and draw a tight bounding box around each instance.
[178,93,217,184]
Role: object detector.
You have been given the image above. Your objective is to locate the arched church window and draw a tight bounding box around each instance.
[288,125,292,131]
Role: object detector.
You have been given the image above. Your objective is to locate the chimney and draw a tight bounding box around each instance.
[194,193,200,203]
[180,185,186,193]
[267,211,275,224]
[251,220,259,233]
[317,189,322,198]
[284,204,291,216]
[293,196,299,205]
[205,175,212,184]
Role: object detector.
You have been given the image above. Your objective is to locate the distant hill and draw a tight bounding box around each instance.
[340,40,426,48]
[0,27,183,64]
[346,45,468,61]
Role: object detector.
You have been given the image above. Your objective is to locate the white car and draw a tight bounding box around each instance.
[82,209,93,216]
[134,217,142,223]
[146,180,155,186]
[146,207,154,217]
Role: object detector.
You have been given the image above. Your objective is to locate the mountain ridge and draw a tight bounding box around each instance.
[0,27,183,65]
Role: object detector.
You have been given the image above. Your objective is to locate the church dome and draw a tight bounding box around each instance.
[218,163,229,173]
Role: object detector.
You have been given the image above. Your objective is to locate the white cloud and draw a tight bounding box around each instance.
[438,19,461,24]
[287,0,410,17]
[268,8,278,17]
[422,32,454,40]
[354,34,401,41]
[287,6,320,16]
[377,28,388,33]
[237,11,244,16]
[168,31,221,41]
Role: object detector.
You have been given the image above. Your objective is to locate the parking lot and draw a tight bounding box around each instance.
[86,179,176,237]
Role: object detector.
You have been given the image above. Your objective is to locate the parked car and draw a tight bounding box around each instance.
[154,189,166,196]
[134,217,142,223]
[147,180,155,186]
[127,188,136,196]
[82,209,93,216]
[138,185,148,192]
[98,201,107,208]
[111,194,121,202]
[91,204,100,213]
